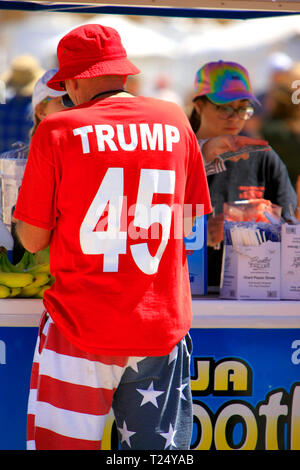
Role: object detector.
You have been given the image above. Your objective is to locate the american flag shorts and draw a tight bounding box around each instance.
[27,312,193,450]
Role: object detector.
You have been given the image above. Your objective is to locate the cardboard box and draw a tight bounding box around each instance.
[184,215,207,296]
[281,223,300,300]
[220,241,281,300]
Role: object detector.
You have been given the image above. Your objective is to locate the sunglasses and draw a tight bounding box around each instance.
[41,94,74,108]
[62,94,74,108]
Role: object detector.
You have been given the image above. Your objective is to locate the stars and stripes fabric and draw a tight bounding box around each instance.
[27,312,193,450]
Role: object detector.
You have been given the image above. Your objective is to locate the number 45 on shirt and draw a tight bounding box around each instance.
[80,167,176,275]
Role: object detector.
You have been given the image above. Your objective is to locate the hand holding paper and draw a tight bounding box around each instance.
[202,135,269,164]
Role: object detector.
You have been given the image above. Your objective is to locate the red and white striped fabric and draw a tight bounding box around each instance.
[27,312,134,450]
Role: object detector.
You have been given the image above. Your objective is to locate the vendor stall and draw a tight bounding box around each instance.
[0,0,299,452]
[0,297,299,450]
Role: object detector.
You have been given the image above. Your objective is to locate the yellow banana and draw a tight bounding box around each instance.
[8,287,22,297]
[0,284,10,298]
[0,272,34,288]
[29,272,51,288]
[18,273,51,297]
[27,263,51,275]
[19,284,42,298]
[35,284,51,298]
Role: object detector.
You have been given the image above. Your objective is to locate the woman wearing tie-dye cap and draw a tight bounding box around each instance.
[189,60,297,289]
[191,60,260,145]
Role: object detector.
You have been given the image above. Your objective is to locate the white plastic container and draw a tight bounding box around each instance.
[0,142,28,229]
[0,219,14,261]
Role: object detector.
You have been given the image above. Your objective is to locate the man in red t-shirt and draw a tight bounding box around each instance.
[14,24,212,450]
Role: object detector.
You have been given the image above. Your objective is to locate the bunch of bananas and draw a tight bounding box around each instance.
[0,249,53,299]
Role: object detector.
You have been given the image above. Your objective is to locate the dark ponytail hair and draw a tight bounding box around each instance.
[189,95,208,134]
[189,107,200,133]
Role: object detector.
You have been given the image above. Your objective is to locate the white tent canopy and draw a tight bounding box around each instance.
[180,15,300,55]
[175,15,300,96]
[43,14,178,59]
[1,11,300,99]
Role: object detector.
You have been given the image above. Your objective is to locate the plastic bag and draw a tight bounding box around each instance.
[223,198,282,223]
[223,199,282,248]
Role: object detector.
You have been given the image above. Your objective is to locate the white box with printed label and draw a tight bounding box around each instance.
[281,223,300,300]
[220,241,281,300]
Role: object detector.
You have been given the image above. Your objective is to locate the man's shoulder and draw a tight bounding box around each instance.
[144,95,183,111]
[41,106,79,129]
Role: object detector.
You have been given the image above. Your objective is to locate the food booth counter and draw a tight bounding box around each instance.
[1,0,300,453]
[0,297,299,450]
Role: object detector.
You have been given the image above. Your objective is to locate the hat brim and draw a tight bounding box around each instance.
[48,89,67,98]
[47,58,140,91]
[206,91,261,106]
[32,88,67,110]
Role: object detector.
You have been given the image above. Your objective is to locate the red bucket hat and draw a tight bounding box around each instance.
[47,24,140,91]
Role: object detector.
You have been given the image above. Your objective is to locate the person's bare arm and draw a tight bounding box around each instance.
[207,213,224,246]
[201,135,269,163]
[184,217,196,238]
[16,220,52,253]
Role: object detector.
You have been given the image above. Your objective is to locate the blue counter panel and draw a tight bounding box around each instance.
[0,327,38,450]
[0,327,299,450]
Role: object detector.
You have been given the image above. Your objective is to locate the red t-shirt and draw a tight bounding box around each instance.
[14,96,212,356]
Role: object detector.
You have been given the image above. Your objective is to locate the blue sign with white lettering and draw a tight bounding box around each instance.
[189,328,300,450]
